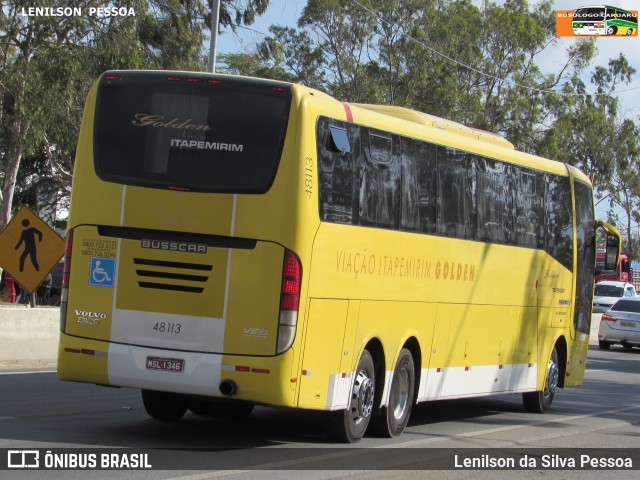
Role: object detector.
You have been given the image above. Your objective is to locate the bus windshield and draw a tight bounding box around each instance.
[573,7,605,22]
[94,72,291,193]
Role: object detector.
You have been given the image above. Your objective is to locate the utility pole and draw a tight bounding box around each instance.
[208,0,222,73]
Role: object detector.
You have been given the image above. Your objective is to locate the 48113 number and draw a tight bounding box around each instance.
[153,322,182,334]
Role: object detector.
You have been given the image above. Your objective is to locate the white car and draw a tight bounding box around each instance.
[598,297,640,350]
[592,281,637,313]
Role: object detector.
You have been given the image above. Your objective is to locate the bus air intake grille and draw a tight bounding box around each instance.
[133,258,213,294]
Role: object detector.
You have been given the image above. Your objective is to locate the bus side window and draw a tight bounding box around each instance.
[477,158,513,244]
[544,174,574,271]
[515,169,544,249]
[437,147,477,240]
[318,119,357,225]
[400,138,436,233]
[358,128,401,229]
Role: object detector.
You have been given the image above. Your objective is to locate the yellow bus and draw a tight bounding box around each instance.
[58,70,620,442]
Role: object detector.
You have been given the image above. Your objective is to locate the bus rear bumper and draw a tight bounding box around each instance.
[57,332,297,406]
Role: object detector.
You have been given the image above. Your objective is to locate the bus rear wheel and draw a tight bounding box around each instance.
[329,350,375,443]
[142,389,189,421]
[371,349,415,437]
[523,346,559,413]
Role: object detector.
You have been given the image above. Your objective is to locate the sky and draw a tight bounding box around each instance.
[216,1,640,115]
[216,0,640,84]
[216,0,303,56]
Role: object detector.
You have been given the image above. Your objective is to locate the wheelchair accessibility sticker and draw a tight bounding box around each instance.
[89,257,116,287]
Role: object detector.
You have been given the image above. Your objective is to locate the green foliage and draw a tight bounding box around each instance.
[220,25,325,87]
[0,0,271,228]
[603,119,640,258]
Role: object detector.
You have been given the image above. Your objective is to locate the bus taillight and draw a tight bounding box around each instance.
[281,251,301,310]
[277,250,301,354]
[60,230,74,330]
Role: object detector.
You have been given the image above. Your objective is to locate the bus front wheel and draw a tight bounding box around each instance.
[522,346,559,413]
[329,350,375,443]
[371,349,415,437]
[142,389,189,421]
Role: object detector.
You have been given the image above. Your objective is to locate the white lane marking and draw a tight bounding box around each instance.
[163,405,640,479]
[0,370,56,375]
[390,404,640,448]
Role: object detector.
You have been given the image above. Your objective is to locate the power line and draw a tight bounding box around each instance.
[220,0,640,98]
[349,0,640,98]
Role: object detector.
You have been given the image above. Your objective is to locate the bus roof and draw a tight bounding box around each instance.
[108,71,584,183]
[351,104,515,149]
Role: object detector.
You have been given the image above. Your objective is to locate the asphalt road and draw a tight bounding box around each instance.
[0,346,639,479]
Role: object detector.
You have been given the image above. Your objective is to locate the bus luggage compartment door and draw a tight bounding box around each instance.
[65,226,285,357]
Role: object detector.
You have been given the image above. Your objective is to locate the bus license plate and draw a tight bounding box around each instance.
[620,321,636,328]
[146,356,185,372]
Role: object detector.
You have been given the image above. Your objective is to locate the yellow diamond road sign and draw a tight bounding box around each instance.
[0,206,65,293]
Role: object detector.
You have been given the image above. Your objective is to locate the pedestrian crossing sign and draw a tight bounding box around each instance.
[0,206,65,293]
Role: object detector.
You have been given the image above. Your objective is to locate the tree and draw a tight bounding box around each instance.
[220,25,325,87]
[0,0,101,229]
[0,0,272,230]
[605,119,640,258]
[538,54,636,186]
[247,0,595,155]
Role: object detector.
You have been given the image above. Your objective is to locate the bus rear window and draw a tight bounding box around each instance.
[94,72,291,193]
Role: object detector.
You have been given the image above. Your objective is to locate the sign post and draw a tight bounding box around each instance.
[0,206,65,301]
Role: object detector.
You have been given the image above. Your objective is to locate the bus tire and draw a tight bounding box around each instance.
[371,349,415,438]
[141,389,189,421]
[522,345,559,413]
[328,350,375,443]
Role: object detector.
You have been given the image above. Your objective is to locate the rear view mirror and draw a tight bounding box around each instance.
[604,234,619,271]
[595,221,621,274]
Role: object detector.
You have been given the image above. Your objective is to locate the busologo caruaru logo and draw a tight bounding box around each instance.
[557,5,638,37]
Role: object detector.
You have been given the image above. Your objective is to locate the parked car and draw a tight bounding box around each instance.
[598,297,640,350]
[592,280,637,313]
[49,260,64,306]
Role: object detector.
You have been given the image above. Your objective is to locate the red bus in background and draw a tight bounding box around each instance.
[596,250,631,283]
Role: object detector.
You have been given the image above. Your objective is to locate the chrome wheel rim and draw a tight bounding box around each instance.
[392,367,410,420]
[544,355,559,400]
[351,369,374,424]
